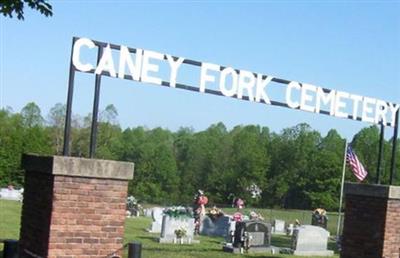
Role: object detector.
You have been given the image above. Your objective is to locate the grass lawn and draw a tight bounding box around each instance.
[0,200,339,258]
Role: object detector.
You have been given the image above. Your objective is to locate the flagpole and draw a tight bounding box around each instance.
[336,140,348,238]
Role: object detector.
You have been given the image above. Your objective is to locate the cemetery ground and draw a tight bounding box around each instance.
[0,200,339,257]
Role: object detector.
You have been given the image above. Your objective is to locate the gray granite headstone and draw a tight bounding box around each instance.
[291,225,334,256]
[148,207,164,233]
[159,215,199,244]
[223,220,279,254]
[200,215,230,237]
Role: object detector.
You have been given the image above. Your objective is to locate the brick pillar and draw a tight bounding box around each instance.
[341,183,400,258]
[19,154,134,258]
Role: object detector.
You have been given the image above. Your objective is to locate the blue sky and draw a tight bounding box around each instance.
[1,1,399,139]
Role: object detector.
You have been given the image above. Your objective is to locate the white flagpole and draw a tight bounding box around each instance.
[336,140,348,237]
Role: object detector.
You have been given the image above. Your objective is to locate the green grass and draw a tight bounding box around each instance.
[0,200,339,257]
[0,200,22,239]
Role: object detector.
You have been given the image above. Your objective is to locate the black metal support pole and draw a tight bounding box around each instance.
[376,122,385,184]
[128,242,142,258]
[89,46,103,158]
[62,37,78,156]
[389,110,399,185]
[3,239,19,258]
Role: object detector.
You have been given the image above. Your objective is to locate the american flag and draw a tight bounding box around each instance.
[346,146,368,181]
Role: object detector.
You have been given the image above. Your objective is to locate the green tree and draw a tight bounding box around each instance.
[305,129,345,210]
[351,126,380,183]
[96,105,122,160]
[1,0,52,20]
[0,109,24,186]
[119,127,179,204]
[230,125,270,207]
[21,102,44,128]
[47,103,66,154]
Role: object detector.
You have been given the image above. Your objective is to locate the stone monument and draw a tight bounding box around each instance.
[223,220,278,254]
[272,219,286,234]
[200,215,230,237]
[159,215,198,244]
[148,207,164,233]
[291,225,333,256]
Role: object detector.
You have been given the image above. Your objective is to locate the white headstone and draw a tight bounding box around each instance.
[0,188,23,201]
[292,225,334,256]
[286,223,295,236]
[144,208,153,217]
[273,219,286,234]
[147,207,164,233]
[159,215,199,244]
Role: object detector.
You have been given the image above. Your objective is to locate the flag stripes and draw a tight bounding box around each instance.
[346,146,368,181]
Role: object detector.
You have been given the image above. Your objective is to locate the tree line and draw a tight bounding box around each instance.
[0,102,399,211]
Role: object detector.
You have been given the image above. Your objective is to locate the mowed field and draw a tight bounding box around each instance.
[0,200,340,258]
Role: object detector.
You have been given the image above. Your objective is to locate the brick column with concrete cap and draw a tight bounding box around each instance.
[341,182,400,258]
[19,154,134,258]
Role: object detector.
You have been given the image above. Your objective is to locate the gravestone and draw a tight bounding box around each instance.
[223,220,279,253]
[226,219,237,243]
[144,208,153,217]
[148,207,164,233]
[159,215,199,244]
[200,215,230,237]
[0,188,23,201]
[311,209,328,229]
[286,223,296,236]
[272,219,286,234]
[291,225,333,256]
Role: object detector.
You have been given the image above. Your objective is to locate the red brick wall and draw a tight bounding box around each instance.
[48,176,128,258]
[19,174,128,258]
[382,200,400,258]
[341,194,400,258]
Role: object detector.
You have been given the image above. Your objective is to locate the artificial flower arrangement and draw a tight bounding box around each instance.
[126,196,142,216]
[249,211,264,221]
[174,226,187,239]
[163,206,193,218]
[207,206,224,221]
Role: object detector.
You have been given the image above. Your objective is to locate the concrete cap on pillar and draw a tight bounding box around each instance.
[21,154,134,180]
[344,182,400,200]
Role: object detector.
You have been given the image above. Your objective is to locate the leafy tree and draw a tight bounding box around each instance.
[119,127,179,204]
[47,103,66,154]
[305,130,345,210]
[100,104,118,125]
[230,125,270,207]
[0,109,25,186]
[1,0,52,20]
[351,126,380,183]
[21,102,44,128]
[96,105,122,160]
[2,100,399,211]
[20,103,52,155]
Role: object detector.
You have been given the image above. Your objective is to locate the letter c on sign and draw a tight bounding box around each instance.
[286,81,301,109]
[72,38,95,72]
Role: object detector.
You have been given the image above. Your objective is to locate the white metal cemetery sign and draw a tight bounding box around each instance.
[72,37,399,127]
[63,37,399,167]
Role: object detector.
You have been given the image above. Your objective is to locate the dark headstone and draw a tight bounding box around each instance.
[311,211,328,229]
[200,215,230,237]
[224,220,276,253]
